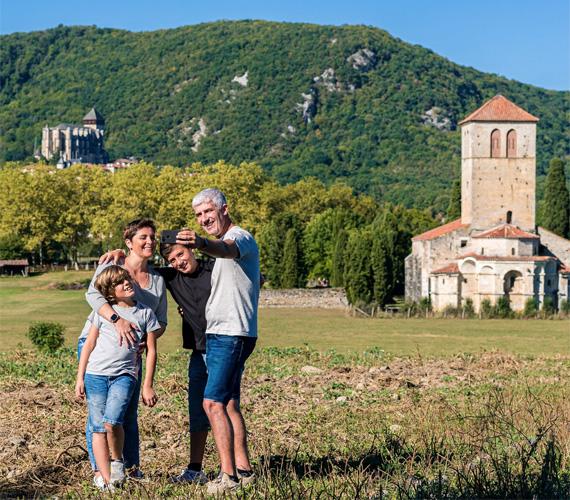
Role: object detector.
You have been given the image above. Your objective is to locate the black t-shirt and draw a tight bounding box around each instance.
[156,259,213,351]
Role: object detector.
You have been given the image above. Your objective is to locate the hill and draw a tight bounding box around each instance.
[1,21,567,210]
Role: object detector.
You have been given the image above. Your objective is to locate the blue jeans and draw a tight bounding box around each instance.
[204,334,256,405]
[77,338,142,470]
[188,351,210,433]
[84,373,137,432]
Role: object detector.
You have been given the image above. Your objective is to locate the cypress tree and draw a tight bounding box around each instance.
[258,219,283,287]
[371,230,394,306]
[282,227,300,288]
[344,230,373,305]
[446,179,462,221]
[331,228,348,287]
[543,158,570,238]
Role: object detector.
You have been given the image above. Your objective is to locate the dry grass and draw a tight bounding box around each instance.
[1,347,569,498]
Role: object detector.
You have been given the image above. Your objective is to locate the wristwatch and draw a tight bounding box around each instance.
[110,313,120,323]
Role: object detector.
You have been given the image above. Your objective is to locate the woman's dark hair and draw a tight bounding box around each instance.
[123,218,156,241]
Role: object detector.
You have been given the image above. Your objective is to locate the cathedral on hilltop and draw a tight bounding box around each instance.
[405,95,570,312]
[41,107,108,167]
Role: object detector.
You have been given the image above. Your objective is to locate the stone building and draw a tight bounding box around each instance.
[41,107,108,167]
[405,95,570,312]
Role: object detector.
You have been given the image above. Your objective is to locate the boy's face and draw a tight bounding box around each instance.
[114,278,135,301]
[166,244,198,274]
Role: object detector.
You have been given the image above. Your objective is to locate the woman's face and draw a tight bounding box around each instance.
[126,226,156,259]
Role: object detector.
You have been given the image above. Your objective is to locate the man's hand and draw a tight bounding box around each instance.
[114,317,138,347]
[142,386,158,407]
[176,229,204,249]
[98,249,126,265]
[75,378,85,401]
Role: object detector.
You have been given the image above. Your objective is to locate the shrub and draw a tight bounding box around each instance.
[480,298,493,318]
[560,299,570,315]
[418,297,432,317]
[462,298,475,318]
[28,322,65,354]
[523,297,539,317]
[495,295,513,318]
[541,296,556,316]
[442,304,458,318]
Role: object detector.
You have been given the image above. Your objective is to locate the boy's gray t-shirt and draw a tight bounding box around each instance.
[79,262,167,339]
[205,225,260,337]
[86,303,160,378]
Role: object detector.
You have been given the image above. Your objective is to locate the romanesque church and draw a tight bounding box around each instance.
[405,95,570,312]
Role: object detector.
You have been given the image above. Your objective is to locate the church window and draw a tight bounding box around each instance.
[511,248,515,256]
[481,248,484,255]
[507,129,517,157]
[506,211,512,224]
[491,129,501,157]
[460,239,467,248]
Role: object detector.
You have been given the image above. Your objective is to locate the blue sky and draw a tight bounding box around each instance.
[1,0,568,90]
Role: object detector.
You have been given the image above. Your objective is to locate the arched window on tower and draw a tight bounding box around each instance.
[507,129,517,157]
[506,211,512,224]
[491,129,501,157]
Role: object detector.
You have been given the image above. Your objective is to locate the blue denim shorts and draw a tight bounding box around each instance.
[188,351,210,433]
[84,373,137,433]
[204,334,256,405]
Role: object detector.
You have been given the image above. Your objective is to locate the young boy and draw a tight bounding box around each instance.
[75,266,161,491]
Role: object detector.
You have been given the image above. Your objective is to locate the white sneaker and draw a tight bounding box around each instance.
[170,467,209,484]
[110,460,125,485]
[93,474,115,492]
[206,472,240,495]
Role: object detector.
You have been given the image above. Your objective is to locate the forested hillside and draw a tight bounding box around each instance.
[1,21,567,210]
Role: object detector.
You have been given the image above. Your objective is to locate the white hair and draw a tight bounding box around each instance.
[192,188,227,209]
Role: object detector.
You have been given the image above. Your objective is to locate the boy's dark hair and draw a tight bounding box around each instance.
[94,266,132,305]
[123,218,156,241]
[159,242,177,260]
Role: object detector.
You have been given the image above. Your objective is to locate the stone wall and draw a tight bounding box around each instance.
[259,288,348,309]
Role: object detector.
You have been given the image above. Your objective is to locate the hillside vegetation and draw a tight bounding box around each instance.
[1,21,568,211]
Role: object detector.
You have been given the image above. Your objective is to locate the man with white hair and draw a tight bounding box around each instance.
[177,188,259,494]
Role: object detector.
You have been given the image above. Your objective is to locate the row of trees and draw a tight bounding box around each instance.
[0,161,437,306]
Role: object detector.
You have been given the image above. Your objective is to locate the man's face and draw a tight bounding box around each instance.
[193,200,230,237]
[166,245,198,274]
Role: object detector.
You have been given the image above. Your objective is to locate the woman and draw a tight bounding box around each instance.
[77,218,167,482]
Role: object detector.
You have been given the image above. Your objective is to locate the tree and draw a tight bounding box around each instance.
[446,179,461,221]
[542,158,570,238]
[282,227,301,288]
[371,230,394,307]
[331,228,348,287]
[344,229,373,305]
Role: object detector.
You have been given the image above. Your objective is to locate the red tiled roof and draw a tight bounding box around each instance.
[459,95,539,125]
[0,259,29,266]
[412,219,469,241]
[432,263,460,274]
[472,224,539,239]
[459,253,553,262]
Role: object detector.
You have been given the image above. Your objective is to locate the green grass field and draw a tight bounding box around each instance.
[1,271,569,498]
[1,271,568,356]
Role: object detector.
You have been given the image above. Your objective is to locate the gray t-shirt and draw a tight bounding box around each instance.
[205,226,260,337]
[86,303,160,378]
[79,262,167,339]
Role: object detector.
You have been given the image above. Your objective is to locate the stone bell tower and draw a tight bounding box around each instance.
[459,95,538,232]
